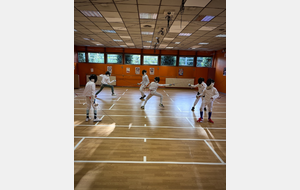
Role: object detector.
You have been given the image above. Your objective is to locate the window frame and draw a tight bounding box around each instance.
[160,55,177,66]
[143,54,159,66]
[87,52,105,64]
[106,53,123,64]
[78,52,86,63]
[124,54,141,65]
[196,56,213,68]
[178,56,195,67]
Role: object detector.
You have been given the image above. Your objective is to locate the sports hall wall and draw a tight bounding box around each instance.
[74,45,226,93]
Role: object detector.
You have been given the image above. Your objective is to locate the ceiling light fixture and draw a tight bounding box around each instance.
[216,34,226,37]
[178,33,192,36]
[199,43,209,45]
[175,42,180,44]
[139,13,157,19]
[102,30,116,33]
[201,15,215,22]
[113,39,123,42]
[141,32,153,35]
[80,10,102,17]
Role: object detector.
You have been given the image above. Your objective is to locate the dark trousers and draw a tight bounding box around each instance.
[96,84,114,95]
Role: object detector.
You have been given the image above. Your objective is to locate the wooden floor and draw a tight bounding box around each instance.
[74,86,226,190]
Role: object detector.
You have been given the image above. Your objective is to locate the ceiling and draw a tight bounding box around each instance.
[74,0,226,51]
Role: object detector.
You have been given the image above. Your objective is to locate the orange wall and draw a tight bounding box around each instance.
[75,46,220,88]
[214,49,226,93]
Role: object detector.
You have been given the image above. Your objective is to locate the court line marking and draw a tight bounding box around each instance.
[74,160,225,165]
[74,136,226,141]
[143,156,146,162]
[176,106,182,112]
[74,114,226,119]
[74,124,225,129]
[117,97,121,101]
[170,98,174,102]
[108,104,115,110]
[186,117,195,128]
[74,138,85,150]
[144,138,146,142]
[204,140,225,163]
[74,108,226,113]
[122,92,125,95]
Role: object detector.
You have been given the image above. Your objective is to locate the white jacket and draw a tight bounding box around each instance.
[203,86,219,102]
[140,74,150,86]
[100,74,114,84]
[148,82,169,91]
[82,81,96,97]
[191,82,207,96]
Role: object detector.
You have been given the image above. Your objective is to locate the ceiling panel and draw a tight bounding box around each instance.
[74,0,226,51]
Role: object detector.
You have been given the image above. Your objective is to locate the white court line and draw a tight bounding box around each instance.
[144,138,146,142]
[74,124,225,129]
[143,156,146,162]
[166,94,169,97]
[74,138,85,150]
[74,136,226,141]
[177,106,182,112]
[74,160,225,165]
[186,117,195,128]
[170,98,174,102]
[126,89,128,91]
[117,97,121,101]
[204,140,225,163]
[108,104,115,110]
[74,114,226,119]
[122,92,125,95]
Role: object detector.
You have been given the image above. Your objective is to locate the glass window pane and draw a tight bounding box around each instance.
[196,57,212,67]
[179,57,194,66]
[161,55,176,66]
[88,53,104,63]
[125,54,141,65]
[107,54,123,64]
[143,55,158,65]
[78,52,86,62]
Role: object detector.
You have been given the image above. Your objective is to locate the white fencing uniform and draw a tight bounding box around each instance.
[82,81,97,111]
[190,82,207,107]
[141,82,169,106]
[139,74,150,96]
[100,74,114,84]
[200,84,219,112]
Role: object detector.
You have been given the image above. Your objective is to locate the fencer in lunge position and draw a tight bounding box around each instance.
[189,77,207,111]
[95,71,117,97]
[197,78,219,123]
[137,70,150,99]
[141,77,174,109]
[82,74,102,122]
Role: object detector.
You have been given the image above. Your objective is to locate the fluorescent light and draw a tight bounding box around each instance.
[201,16,215,22]
[126,43,135,46]
[144,41,152,43]
[120,45,127,47]
[179,33,192,36]
[83,38,89,40]
[164,38,174,40]
[166,47,173,49]
[216,34,226,37]
[96,44,103,46]
[102,30,116,33]
[113,39,123,42]
[113,27,126,30]
[120,36,131,39]
[141,32,153,35]
[139,13,157,19]
[80,10,102,17]
[175,42,180,44]
[199,26,216,31]
[143,46,151,48]
[199,43,209,45]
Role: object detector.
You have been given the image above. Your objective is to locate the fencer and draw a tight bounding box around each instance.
[189,77,207,111]
[137,70,150,99]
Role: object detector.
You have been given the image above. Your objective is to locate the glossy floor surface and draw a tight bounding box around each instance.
[74,86,226,190]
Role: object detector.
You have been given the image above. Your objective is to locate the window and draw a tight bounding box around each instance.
[196,57,213,67]
[78,52,86,62]
[88,52,104,63]
[107,54,123,64]
[143,55,158,65]
[179,57,194,66]
[161,55,176,66]
[125,54,141,65]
